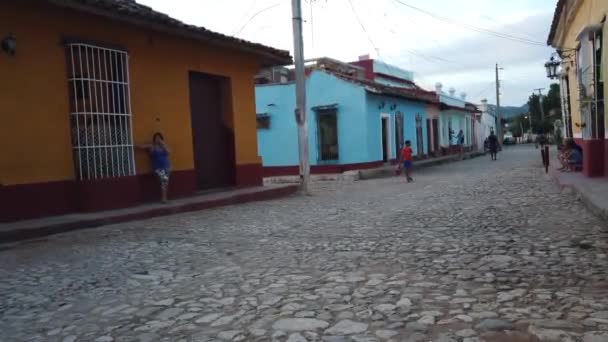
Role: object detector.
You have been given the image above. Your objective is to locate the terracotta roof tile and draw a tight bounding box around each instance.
[44,0,292,66]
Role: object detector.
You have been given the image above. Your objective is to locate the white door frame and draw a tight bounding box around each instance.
[380,113,391,161]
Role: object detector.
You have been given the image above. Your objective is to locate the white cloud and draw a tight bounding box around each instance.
[137,0,558,105]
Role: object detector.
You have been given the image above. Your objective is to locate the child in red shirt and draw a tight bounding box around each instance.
[401,140,414,182]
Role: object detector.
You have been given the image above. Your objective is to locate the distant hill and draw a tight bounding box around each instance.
[487,104,529,119]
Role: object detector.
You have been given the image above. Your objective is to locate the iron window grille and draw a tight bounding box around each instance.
[316,109,339,161]
[66,43,136,180]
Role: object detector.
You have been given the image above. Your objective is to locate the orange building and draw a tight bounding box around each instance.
[0,0,291,222]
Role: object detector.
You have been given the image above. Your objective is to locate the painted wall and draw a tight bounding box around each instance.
[256,71,368,167]
[439,110,473,146]
[255,70,428,168]
[554,0,608,139]
[365,95,428,157]
[255,83,298,166]
[306,71,369,164]
[0,0,264,186]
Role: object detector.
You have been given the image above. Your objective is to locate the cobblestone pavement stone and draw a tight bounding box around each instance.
[2,145,608,342]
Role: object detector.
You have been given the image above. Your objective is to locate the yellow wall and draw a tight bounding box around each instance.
[0,1,264,185]
[555,0,608,137]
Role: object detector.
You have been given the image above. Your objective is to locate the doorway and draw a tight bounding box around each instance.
[381,115,390,162]
[395,112,404,157]
[432,119,439,153]
[426,118,432,155]
[188,72,235,190]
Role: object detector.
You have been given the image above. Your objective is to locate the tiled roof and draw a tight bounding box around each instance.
[327,70,438,104]
[547,0,567,45]
[44,0,292,66]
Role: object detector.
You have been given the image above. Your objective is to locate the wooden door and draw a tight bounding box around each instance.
[188,72,235,190]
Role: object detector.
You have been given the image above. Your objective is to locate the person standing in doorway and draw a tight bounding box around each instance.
[401,140,414,183]
[488,130,498,161]
[138,132,171,203]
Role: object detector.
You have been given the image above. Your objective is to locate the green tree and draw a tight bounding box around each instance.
[526,83,561,134]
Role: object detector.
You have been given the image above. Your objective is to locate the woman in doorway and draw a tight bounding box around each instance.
[138,132,171,203]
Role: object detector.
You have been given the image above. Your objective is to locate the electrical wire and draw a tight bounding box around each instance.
[233,3,282,36]
[392,0,547,47]
[349,0,458,80]
[470,82,496,100]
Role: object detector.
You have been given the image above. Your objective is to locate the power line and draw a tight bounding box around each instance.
[471,82,496,99]
[233,3,282,36]
[347,0,403,77]
[392,0,547,47]
[348,0,382,58]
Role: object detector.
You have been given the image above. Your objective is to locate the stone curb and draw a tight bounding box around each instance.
[0,185,299,244]
[546,166,608,222]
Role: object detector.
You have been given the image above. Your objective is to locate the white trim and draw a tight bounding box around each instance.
[573,132,583,138]
[380,113,391,161]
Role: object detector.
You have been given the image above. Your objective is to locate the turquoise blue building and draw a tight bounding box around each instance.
[434,84,479,152]
[255,58,437,176]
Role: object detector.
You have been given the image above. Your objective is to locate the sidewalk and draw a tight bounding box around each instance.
[359,151,486,180]
[547,157,608,221]
[0,184,298,243]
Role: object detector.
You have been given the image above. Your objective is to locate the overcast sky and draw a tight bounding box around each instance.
[138,0,558,106]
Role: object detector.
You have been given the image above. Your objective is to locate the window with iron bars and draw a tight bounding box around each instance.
[66,43,135,180]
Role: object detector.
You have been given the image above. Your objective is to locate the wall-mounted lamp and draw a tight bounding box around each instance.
[389,104,397,111]
[544,56,560,79]
[1,34,16,56]
[378,101,385,110]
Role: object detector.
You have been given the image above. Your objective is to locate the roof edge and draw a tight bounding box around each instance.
[44,0,293,67]
[547,0,567,46]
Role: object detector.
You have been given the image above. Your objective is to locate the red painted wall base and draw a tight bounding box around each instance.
[574,138,604,177]
[0,163,264,222]
[604,140,608,177]
[264,160,385,177]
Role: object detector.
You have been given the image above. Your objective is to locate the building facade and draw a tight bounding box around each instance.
[255,58,435,176]
[434,84,479,154]
[475,99,498,149]
[548,0,608,177]
[0,0,291,222]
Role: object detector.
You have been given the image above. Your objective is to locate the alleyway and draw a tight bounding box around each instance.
[2,145,608,342]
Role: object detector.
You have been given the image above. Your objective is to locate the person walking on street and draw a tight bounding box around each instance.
[488,130,498,161]
[401,140,414,183]
[456,129,465,159]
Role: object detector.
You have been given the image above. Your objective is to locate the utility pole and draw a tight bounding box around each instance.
[495,64,504,142]
[533,88,545,131]
[291,0,310,194]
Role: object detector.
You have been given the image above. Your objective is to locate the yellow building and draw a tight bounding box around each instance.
[547,0,608,177]
[0,0,291,222]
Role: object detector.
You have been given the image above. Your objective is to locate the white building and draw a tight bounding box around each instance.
[475,99,497,149]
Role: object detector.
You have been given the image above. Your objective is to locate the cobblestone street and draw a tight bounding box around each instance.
[2,146,608,342]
